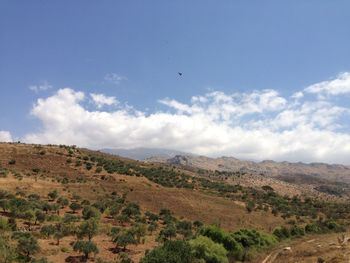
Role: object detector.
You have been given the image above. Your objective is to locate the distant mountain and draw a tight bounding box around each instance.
[147,154,350,184]
[100,147,193,160]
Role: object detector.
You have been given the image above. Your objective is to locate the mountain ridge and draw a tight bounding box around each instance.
[146,154,350,186]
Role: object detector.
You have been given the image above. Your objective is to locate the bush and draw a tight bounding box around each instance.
[189,235,228,263]
[199,225,244,260]
[305,220,345,234]
[8,160,16,165]
[273,226,290,240]
[232,229,276,249]
[290,225,305,237]
[140,240,192,263]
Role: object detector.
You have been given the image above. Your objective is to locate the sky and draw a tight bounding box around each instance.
[1,1,350,164]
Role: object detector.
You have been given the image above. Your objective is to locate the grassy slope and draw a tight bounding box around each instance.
[0,143,285,262]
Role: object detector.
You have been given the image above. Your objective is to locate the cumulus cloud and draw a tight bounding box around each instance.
[104,73,127,85]
[291,91,304,100]
[304,72,350,96]
[29,81,52,92]
[0,131,12,142]
[90,93,118,108]
[22,71,350,165]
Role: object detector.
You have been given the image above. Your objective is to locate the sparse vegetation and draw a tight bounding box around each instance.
[0,143,349,262]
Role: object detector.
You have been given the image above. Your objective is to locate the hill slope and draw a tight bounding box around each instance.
[146,154,350,199]
[101,147,193,160]
[1,143,350,262]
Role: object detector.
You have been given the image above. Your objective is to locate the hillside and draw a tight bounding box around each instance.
[1,143,350,262]
[100,148,193,161]
[146,154,350,200]
[147,154,350,182]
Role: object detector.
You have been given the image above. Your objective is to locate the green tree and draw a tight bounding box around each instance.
[48,190,58,201]
[63,213,79,224]
[176,221,192,239]
[69,202,82,214]
[73,240,99,260]
[53,230,64,245]
[199,225,244,260]
[42,202,52,214]
[34,210,45,225]
[246,200,255,213]
[121,203,140,218]
[82,206,101,220]
[140,240,192,263]
[13,232,39,261]
[78,219,99,241]
[157,225,176,243]
[145,211,159,222]
[0,199,10,212]
[189,235,228,263]
[40,225,56,238]
[0,217,10,233]
[23,210,35,230]
[0,234,17,263]
[57,197,69,208]
[51,204,60,215]
[129,223,147,244]
[109,204,122,218]
[148,222,158,235]
[115,214,129,226]
[113,230,136,251]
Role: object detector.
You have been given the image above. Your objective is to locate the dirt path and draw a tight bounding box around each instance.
[259,238,318,263]
[258,232,350,263]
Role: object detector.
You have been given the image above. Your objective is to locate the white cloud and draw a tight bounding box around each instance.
[305,72,350,96]
[160,89,287,122]
[29,81,52,92]
[291,91,304,100]
[0,131,12,142]
[104,73,127,85]
[22,77,350,164]
[90,93,118,108]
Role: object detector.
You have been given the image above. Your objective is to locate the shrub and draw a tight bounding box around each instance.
[199,225,244,260]
[273,226,291,240]
[290,225,305,237]
[140,240,192,263]
[232,229,277,249]
[189,235,228,263]
[69,202,82,213]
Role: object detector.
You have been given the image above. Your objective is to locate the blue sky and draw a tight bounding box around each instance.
[1,1,350,163]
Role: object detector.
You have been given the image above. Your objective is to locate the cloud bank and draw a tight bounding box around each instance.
[23,73,350,164]
[0,131,13,142]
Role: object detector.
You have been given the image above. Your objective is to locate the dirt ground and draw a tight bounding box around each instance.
[254,231,350,263]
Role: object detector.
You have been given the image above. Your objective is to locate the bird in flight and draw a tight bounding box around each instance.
[178,72,183,76]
